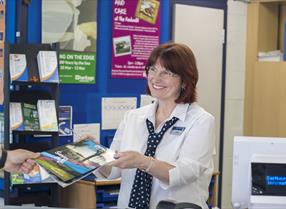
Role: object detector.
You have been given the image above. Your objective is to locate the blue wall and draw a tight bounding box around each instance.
[6,0,171,146]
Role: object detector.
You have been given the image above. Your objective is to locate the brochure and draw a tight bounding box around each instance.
[58,106,72,136]
[35,139,115,187]
[22,103,40,131]
[37,100,58,131]
[37,50,59,83]
[11,164,52,185]
[9,53,28,82]
[9,102,24,131]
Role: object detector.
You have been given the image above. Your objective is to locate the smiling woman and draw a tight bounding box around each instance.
[94,42,215,209]
[145,42,198,104]
[91,43,214,209]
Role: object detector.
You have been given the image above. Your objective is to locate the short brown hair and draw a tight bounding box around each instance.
[145,42,198,103]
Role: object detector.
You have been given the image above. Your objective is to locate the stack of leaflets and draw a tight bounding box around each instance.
[37,100,58,131]
[9,54,28,82]
[37,50,59,82]
[22,103,40,131]
[33,139,115,187]
[10,100,58,132]
[9,102,24,131]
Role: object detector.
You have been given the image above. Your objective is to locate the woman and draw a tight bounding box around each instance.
[100,42,215,209]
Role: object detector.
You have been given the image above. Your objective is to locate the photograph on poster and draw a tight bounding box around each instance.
[42,0,97,52]
[135,0,160,24]
[113,35,132,57]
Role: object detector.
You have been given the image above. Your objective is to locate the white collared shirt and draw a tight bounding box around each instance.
[109,102,215,209]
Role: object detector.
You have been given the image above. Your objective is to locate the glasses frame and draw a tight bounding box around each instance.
[146,66,178,79]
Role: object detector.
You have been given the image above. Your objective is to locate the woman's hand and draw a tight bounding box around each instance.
[108,151,149,170]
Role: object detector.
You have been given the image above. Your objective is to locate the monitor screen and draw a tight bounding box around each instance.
[232,136,286,209]
[252,162,286,196]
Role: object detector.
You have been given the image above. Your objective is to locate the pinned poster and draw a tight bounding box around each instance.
[111,0,161,78]
[140,94,156,107]
[41,0,97,84]
[73,123,100,144]
[102,97,137,130]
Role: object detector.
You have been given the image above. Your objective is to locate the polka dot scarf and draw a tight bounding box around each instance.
[128,117,179,209]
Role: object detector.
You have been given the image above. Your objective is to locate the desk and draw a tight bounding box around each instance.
[59,179,120,209]
[59,172,219,209]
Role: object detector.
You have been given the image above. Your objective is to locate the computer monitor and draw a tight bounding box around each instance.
[232,136,286,209]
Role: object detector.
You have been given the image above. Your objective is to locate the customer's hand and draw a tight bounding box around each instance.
[108,151,149,170]
[4,149,40,173]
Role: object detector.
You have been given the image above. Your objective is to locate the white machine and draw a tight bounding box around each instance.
[232,136,286,209]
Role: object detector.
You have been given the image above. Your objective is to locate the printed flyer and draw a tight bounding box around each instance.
[112,0,160,78]
[42,0,97,84]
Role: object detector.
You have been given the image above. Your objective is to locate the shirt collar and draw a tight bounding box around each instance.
[145,101,190,123]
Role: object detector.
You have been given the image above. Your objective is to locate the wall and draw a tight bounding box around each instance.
[222,0,247,208]
[5,0,171,146]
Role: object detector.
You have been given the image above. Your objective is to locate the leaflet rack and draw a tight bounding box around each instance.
[3,43,60,206]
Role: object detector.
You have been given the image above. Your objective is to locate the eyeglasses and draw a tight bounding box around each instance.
[147,66,178,79]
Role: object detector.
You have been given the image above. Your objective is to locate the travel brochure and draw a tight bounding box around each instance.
[12,139,115,187]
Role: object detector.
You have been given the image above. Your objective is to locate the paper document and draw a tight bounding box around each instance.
[73,123,100,143]
[258,50,283,61]
[102,97,137,130]
[140,94,156,107]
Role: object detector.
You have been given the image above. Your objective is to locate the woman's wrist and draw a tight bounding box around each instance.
[145,157,155,173]
[139,155,155,172]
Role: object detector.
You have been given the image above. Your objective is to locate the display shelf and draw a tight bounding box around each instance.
[12,130,59,136]
[12,81,59,86]
[3,43,60,206]
[244,0,286,136]
[11,182,57,189]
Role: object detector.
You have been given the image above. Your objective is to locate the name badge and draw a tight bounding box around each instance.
[170,126,185,135]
